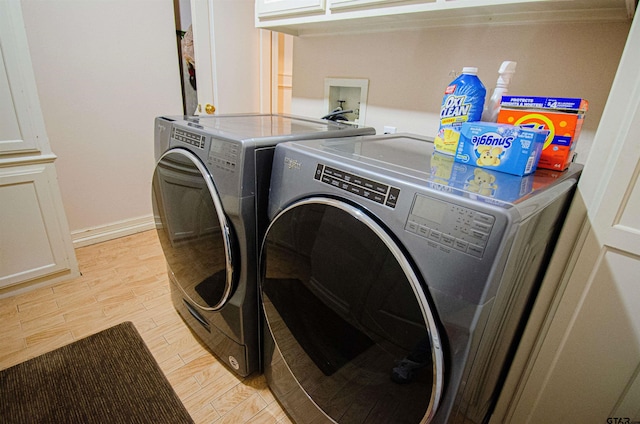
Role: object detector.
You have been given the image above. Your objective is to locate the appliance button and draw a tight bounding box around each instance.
[406,221,419,233]
[454,239,468,252]
[349,184,363,196]
[441,234,455,247]
[385,187,400,208]
[363,181,375,190]
[470,229,488,241]
[374,183,388,194]
[474,212,495,225]
[372,193,385,204]
[467,243,484,258]
[472,221,492,232]
[418,225,430,237]
[428,230,442,242]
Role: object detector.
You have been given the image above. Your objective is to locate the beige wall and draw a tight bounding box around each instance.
[15,1,632,243]
[21,0,183,243]
[291,21,631,164]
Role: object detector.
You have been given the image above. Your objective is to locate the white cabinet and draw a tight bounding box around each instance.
[255,0,634,36]
[256,0,325,18]
[0,1,47,155]
[329,0,419,10]
[0,1,78,295]
[0,163,77,289]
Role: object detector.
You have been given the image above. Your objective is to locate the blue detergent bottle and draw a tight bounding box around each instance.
[434,67,486,155]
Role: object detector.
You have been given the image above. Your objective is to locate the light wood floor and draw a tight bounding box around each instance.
[0,230,292,424]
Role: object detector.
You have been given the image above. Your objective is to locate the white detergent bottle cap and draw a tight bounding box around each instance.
[462,67,478,75]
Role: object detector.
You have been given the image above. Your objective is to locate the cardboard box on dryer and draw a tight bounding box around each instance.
[454,122,547,176]
[497,96,588,171]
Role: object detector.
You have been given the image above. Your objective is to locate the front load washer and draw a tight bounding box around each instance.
[151,114,374,377]
[260,134,581,423]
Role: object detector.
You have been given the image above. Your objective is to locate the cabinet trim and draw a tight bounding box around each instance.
[256,0,634,36]
[0,153,57,168]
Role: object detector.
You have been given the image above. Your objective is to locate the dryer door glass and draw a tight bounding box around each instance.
[261,198,444,424]
[152,149,236,310]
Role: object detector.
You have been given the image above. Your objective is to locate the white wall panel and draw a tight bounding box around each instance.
[20,0,183,237]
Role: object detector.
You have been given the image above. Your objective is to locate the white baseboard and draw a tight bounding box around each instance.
[71,215,156,248]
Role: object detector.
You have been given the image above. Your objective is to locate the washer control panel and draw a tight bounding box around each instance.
[208,138,238,172]
[315,164,400,208]
[406,194,495,258]
[172,127,206,149]
[171,126,239,173]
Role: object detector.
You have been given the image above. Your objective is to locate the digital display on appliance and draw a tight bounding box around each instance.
[412,196,447,224]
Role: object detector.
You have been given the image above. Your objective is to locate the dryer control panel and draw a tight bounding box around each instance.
[314,164,400,208]
[406,194,495,258]
[172,127,206,149]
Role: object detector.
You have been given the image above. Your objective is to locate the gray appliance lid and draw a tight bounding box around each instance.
[286,133,582,206]
[170,114,371,141]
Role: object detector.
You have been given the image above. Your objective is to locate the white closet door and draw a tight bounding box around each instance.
[190,0,261,115]
[500,14,640,423]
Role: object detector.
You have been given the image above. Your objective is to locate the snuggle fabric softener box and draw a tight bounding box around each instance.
[454,122,547,176]
[434,67,486,155]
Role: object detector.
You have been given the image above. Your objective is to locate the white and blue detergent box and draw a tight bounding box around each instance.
[454,122,547,176]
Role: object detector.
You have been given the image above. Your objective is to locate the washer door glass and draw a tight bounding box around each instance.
[261,198,444,423]
[152,149,236,310]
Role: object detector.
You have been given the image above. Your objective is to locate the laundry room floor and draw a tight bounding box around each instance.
[0,230,292,424]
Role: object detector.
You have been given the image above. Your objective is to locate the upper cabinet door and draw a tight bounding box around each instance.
[256,0,634,37]
[330,0,421,9]
[256,0,326,18]
[0,1,49,156]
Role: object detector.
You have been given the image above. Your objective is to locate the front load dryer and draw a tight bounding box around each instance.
[151,114,374,377]
[260,134,581,422]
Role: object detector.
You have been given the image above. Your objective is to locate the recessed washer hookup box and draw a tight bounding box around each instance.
[454,122,547,176]
[497,96,588,171]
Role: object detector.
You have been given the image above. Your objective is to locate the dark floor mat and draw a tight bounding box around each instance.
[0,321,193,423]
